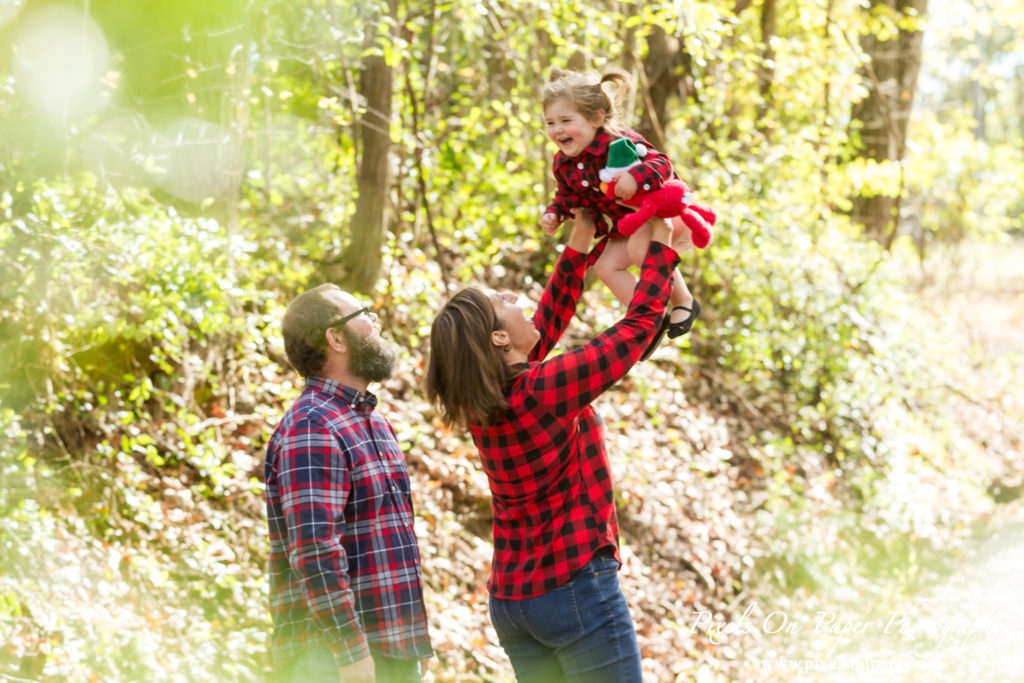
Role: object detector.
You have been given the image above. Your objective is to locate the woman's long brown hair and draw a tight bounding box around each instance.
[425,288,512,429]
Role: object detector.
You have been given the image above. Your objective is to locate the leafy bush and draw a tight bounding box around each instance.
[0,177,293,681]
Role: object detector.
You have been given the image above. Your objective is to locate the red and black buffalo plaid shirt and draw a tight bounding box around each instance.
[265,377,433,669]
[546,128,676,238]
[471,241,680,598]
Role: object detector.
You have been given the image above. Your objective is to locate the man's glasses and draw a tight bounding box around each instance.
[326,306,370,330]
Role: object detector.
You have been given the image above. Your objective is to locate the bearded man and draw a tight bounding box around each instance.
[264,284,433,683]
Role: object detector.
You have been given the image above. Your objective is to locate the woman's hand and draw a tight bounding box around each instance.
[567,209,598,253]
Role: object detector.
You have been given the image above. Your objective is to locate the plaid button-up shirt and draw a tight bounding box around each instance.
[546,128,676,237]
[265,377,432,670]
[471,241,680,599]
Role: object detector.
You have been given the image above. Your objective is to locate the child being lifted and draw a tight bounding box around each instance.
[540,66,716,358]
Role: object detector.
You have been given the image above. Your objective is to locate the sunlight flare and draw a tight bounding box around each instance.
[11,6,110,123]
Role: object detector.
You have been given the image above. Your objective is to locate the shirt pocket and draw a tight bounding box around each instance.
[348,451,388,507]
[357,451,415,522]
[380,451,416,527]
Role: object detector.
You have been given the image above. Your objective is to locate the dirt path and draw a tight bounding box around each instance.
[808,508,1024,681]
[934,241,1024,357]
[891,513,1024,681]
[798,242,1024,681]
[728,506,1024,681]
[725,242,1024,681]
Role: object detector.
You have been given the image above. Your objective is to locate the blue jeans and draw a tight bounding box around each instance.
[282,642,421,683]
[488,550,643,683]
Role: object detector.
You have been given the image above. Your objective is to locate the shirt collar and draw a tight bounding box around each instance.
[305,375,378,411]
[583,128,614,158]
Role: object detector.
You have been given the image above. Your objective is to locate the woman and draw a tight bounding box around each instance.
[425,210,687,682]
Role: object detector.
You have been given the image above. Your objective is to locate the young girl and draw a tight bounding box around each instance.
[541,67,714,357]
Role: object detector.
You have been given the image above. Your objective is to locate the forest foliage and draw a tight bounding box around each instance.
[2,0,1024,680]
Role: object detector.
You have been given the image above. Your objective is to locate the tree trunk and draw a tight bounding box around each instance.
[758,0,777,126]
[622,3,638,82]
[637,26,680,152]
[338,1,397,293]
[1018,64,1024,147]
[971,65,986,139]
[849,0,928,245]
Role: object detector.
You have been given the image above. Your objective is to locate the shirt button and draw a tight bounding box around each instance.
[643,183,651,191]
[577,163,584,169]
[581,180,589,187]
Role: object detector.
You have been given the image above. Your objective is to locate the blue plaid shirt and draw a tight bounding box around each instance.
[264,377,432,670]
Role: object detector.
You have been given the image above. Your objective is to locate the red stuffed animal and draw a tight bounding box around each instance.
[604,177,716,248]
[600,138,716,248]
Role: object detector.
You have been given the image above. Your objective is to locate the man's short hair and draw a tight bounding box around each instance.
[282,283,342,378]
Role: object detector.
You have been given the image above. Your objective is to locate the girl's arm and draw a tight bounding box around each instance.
[544,158,577,222]
[626,130,675,191]
[525,226,679,415]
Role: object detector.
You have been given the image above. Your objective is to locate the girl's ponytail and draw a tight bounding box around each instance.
[599,68,633,130]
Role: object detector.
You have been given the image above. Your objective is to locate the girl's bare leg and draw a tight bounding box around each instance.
[627,221,695,325]
[593,238,637,308]
[667,269,695,323]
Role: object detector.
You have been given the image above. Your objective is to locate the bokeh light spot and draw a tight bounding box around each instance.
[12,6,110,122]
[0,0,25,30]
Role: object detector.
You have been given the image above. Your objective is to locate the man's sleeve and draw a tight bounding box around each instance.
[277,418,371,666]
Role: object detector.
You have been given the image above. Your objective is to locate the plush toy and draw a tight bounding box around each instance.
[599,138,716,248]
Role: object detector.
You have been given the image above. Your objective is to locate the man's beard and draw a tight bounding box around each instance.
[341,327,396,382]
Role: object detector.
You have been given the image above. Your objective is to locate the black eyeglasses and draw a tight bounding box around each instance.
[326,306,370,329]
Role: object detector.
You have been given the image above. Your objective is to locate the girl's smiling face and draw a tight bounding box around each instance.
[544,97,605,158]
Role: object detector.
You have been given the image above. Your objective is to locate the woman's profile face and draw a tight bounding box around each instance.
[487,290,540,354]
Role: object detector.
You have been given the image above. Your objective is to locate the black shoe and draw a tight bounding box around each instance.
[639,313,670,361]
[666,299,701,339]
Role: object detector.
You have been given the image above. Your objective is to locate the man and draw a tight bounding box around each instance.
[265,284,433,683]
